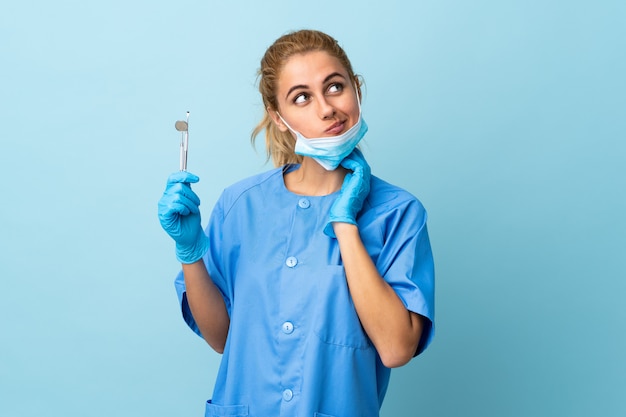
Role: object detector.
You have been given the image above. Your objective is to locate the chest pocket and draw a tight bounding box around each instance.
[205,401,248,416]
[313,265,373,349]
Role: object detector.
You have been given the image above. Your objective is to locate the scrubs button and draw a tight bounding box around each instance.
[285,256,298,268]
[282,321,294,334]
[282,389,293,402]
[298,198,310,209]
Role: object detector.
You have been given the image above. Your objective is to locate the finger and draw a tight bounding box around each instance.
[343,148,371,176]
[344,148,365,162]
[351,148,365,159]
[166,183,202,207]
[340,172,355,192]
[341,158,364,177]
[340,149,365,168]
[159,203,189,222]
[159,192,200,216]
[340,157,359,171]
[170,194,201,215]
[167,171,200,185]
[353,149,369,168]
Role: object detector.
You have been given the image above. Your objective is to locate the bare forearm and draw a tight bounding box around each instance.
[334,223,423,368]
[181,260,230,353]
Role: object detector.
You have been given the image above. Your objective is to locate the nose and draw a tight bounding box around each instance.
[317,96,336,120]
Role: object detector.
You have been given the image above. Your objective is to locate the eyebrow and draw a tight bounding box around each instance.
[285,72,347,100]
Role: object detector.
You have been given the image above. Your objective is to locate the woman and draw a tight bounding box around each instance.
[158,29,434,417]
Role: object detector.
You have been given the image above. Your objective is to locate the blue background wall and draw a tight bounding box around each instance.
[1,1,624,416]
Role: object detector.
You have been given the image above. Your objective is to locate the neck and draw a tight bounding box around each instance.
[284,157,347,196]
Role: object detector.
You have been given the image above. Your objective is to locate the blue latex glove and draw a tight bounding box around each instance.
[324,148,371,238]
[158,171,210,264]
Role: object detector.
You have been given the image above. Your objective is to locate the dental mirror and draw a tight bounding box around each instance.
[175,111,190,171]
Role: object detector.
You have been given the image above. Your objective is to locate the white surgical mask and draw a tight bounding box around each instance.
[278,86,367,170]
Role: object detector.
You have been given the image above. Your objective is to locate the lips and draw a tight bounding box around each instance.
[325,120,346,135]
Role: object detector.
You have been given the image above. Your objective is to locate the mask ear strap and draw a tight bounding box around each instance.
[355,82,362,114]
[276,112,297,134]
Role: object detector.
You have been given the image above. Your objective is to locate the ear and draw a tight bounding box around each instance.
[267,108,289,132]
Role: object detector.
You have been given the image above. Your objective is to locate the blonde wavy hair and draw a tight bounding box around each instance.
[251,29,362,167]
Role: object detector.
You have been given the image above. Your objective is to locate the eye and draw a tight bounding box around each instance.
[327,82,344,94]
[293,92,309,104]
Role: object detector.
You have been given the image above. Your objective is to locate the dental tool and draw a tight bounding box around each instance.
[175,111,190,171]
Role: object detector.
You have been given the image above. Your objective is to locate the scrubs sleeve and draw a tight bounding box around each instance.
[174,270,201,337]
[174,194,232,338]
[377,198,435,355]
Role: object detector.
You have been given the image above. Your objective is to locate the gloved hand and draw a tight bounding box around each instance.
[324,148,371,238]
[158,171,210,264]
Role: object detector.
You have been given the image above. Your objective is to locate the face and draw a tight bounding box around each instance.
[271,50,359,139]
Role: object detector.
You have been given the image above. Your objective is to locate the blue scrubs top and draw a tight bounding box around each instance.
[175,165,435,417]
